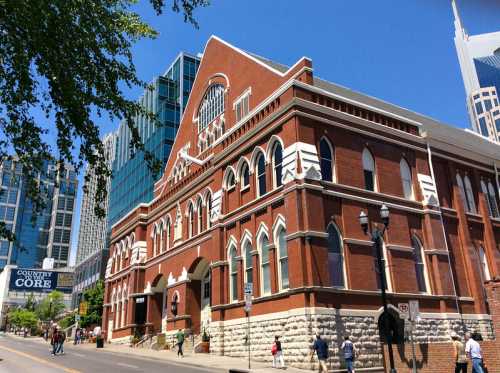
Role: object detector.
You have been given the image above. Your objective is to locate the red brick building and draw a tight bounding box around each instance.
[102,36,500,370]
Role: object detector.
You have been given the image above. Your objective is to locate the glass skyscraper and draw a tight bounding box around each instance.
[453,0,500,142]
[0,158,78,270]
[108,53,200,229]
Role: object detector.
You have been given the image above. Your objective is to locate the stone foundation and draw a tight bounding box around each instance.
[209,307,494,371]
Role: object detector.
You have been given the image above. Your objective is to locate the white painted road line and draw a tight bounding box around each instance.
[117,362,139,369]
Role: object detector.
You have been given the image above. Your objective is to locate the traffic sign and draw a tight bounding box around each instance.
[409,300,420,321]
[398,303,409,320]
[75,314,80,322]
[244,283,253,295]
[244,293,252,312]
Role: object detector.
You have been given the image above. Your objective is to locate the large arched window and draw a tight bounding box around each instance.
[400,158,413,200]
[256,153,267,197]
[229,244,238,302]
[276,227,289,290]
[482,180,500,218]
[188,203,194,238]
[362,148,376,191]
[463,176,477,213]
[478,246,491,282]
[196,198,203,234]
[327,223,345,288]
[206,191,212,229]
[240,161,250,189]
[224,167,236,190]
[198,84,225,132]
[165,218,171,250]
[243,240,253,285]
[319,138,334,182]
[411,236,429,293]
[272,142,283,188]
[456,174,469,212]
[259,233,271,295]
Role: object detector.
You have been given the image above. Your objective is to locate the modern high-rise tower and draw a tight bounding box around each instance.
[107,52,200,230]
[0,158,78,270]
[453,0,500,142]
[72,132,117,307]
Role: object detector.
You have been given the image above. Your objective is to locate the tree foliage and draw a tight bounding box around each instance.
[8,308,38,330]
[24,293,37,312]
[80,280,104,328]
[59,312,76,329]
[35,290,66,321]
[0,0,208,240]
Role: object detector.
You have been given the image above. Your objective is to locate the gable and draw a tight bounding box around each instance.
[153,36,312,197]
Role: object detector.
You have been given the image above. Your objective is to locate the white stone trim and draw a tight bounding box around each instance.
[386,244,414,253]
[344,238,373,246]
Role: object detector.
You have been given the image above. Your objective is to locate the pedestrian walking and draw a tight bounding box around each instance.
[51,329,61,356]
[310,333,329,373]
[341,335,357,373]
[451,332,467,373]
[465,332,484,373]
[272,335,285,369]
[57,330,66,355]
[175,329,185,357]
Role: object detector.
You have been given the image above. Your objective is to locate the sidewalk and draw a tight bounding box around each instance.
[6,334,311,373]
[76,341,311,373]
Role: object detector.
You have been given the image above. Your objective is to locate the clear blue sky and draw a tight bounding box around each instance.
[69,0,500,265]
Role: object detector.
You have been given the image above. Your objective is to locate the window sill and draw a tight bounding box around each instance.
[240,185,250,193]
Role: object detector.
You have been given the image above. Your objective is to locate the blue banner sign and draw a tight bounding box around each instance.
[9,269,58,291]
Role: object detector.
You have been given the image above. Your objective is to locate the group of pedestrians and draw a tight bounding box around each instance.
[452,331,487,373]
[50,327,66,356]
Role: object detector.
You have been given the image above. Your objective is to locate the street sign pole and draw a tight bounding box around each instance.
[244,283,253,370]
[408,300,420,373]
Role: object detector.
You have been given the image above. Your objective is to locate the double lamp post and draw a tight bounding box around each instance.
[358,204,397,373]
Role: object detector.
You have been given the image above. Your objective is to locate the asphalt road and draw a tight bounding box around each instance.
[0,333,223,373]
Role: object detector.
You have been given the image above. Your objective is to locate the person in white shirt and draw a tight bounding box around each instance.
[465,333,484,373]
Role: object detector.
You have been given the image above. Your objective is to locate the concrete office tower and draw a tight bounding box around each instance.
[107,53,200,231]
[0,158,78,269]
[453,0,500,142]
[72,132,117,307]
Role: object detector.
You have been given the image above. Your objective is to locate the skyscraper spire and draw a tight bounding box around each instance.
[452,0,465,37]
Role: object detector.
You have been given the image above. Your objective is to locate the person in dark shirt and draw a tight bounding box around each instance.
[310,333,328,372]
[272,335,285,369]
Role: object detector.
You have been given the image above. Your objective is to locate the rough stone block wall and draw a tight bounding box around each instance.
[208,308,494,371]
[385,341,500,373]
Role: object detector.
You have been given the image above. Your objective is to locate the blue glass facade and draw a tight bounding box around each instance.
[107,53,200,229]
[0,159,77,270]
[474,54,500,94]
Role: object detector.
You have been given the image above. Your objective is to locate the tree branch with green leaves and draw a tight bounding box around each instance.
[0,0,208,240]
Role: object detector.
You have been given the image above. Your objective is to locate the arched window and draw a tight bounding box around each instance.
[272,142,283,188]
[224,167,236,190]
[240,162,250,189]
[256,153,267,197]
[243,240,253,285]
[188,203,194,238]
[159,222,164,253]
[478,246,491,282]
[229,244,238,302]
[206,192,212,229]
[411,236,429,293]
[197,198,203,234]
[327,223,345,287]
[165,218,171,250]
[259,233,271,295]
[400,158,413,200]
[198,84,225,132]
[362,148,376,191]
[456,174,469,212]
[463,176,477,213]
[488,181,499,218]
[276,227,289,290]
[319,138,334,182]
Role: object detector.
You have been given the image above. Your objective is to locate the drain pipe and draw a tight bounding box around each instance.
[426,140,464,331]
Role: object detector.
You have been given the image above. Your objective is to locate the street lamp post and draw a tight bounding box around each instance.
[359,204,397,373]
